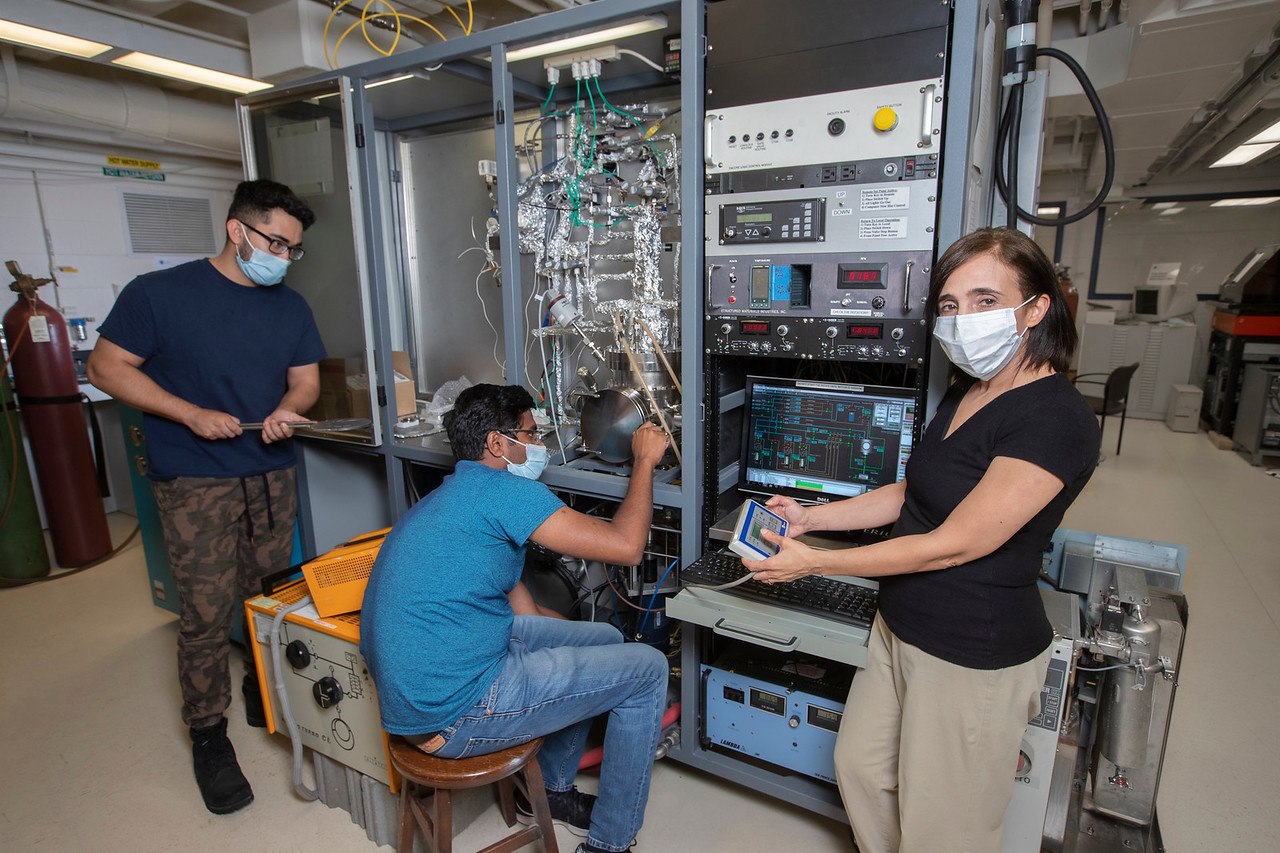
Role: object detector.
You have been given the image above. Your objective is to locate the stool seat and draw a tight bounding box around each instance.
[387,735,559,853]
[390,738,541,787]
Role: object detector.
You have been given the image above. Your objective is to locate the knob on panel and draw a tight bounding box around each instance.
[313,676,343,709]
[825,326,838,339]
[286,639,311,669]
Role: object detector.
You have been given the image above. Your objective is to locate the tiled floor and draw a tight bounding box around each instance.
[1,419,1277,852]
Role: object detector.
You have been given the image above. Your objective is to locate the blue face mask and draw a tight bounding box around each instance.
[235,238,290,287]
[501,435,549,480]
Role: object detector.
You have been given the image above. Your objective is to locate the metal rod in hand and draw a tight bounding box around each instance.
[613,311,681,465]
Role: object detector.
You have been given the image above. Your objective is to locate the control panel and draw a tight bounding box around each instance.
[704,249,930,363]
[705,78,943,175]
[702,648,855,785]
[720,198,826,244]
[247,589,394,788]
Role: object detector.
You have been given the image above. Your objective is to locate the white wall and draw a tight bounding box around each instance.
[0,142,240,528]
[1034,200,1280,380]
[0,147,239,350]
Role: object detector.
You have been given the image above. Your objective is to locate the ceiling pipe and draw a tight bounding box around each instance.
[1079,0,1092,37]
[0,51,240,161]
[0,135,241,186]
[1099,0,1112,30]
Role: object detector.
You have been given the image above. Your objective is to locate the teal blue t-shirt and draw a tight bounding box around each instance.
[360,461,564,734]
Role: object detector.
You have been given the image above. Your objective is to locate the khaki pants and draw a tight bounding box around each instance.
[835,616,1051,853]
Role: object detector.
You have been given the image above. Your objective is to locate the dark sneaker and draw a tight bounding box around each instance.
[574,844,632,853]
[190,718,254,815]
[242,673,266,728]
[515,785,595,837]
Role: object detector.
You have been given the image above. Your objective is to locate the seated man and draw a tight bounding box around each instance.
[361,383,670,853]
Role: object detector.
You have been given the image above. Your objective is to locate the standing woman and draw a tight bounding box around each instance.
[745,227,1101,852]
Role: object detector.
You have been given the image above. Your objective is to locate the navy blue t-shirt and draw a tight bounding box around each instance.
[880,373,1100,669]
[96,259,325,480]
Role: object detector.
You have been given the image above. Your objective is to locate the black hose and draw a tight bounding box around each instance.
[1006,84,1023,230]
[997,46,1115,227]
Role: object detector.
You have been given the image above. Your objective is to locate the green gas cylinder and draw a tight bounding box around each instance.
[0,373,50,578]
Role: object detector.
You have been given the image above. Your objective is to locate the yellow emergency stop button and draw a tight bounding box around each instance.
[873,107,898,132]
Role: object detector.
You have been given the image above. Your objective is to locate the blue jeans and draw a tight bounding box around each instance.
[431,617,668,852]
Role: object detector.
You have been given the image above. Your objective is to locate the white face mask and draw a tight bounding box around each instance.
[933,295,1036,381]
[500,435,549,480]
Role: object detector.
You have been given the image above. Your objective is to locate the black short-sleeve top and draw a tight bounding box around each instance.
[879,372,1100,669]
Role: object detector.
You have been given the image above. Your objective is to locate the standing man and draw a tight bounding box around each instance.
[87,179,325,815]
[361,384,670,853]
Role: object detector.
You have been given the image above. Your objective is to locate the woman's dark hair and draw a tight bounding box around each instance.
[925,227,1076,373]
[443,384,535,462]
[226,179,316,230]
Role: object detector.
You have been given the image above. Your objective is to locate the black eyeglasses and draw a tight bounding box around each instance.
[501,428,541,440]
[239,220,305,261]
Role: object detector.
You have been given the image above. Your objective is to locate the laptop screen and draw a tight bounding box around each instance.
[740,376,917,504]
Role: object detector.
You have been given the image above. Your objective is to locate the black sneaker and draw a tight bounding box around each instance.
[242,673,266,728]
[574,844,632,853]
[190,718,254,815]
[515,785,595,837]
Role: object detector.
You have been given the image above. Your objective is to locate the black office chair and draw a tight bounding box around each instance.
[1073,363,1140,456]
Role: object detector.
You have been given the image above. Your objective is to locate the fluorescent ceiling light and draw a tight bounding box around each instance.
[366,74,416,90]
[1246,117,1280,145]
[1210,197,1280,207]
[112,51,270,95]
[1209,141,1279,168]
[1159,207,1185,216]
[1035,205,1061,216]
[504,14,667,63]
[0,18,110,58]
[1150,201,1178,209]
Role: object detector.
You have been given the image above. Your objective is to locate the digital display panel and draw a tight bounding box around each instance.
[750,265,771,308]
[749,688,786,716]
[739,321,771,335]
[837,264,888,289]
[741,376,917,502]
[807,705,842,733]
[737,213,773,223]
[846,324,883,339]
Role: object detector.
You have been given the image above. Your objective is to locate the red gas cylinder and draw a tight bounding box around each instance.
[3,264,111,568]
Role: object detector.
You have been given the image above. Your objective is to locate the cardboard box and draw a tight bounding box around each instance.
[309,351,416,421]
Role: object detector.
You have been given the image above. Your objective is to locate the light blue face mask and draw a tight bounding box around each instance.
[234,238,290,287]
[501,435,549,480]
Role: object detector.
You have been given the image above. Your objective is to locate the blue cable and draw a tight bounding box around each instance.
[636,558,678,640]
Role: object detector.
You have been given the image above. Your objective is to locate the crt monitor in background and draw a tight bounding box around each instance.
[740,376,917,504]
[1131,282,1196,321]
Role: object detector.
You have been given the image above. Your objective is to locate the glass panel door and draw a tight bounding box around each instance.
[237,79,382,446]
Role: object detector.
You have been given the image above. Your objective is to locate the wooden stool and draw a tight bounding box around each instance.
[387,734,559,853]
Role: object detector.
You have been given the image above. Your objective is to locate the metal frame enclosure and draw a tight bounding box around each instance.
[233,0,1003,820]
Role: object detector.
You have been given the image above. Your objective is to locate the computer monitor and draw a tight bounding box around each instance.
[1131,282,1196,322]
[740,376,918,504]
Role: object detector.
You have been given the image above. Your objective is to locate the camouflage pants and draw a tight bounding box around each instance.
[152,468,297,728]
